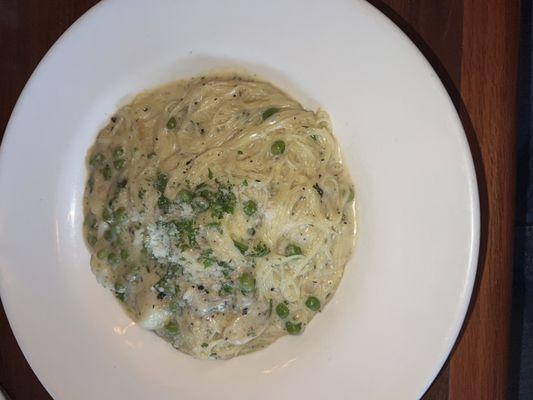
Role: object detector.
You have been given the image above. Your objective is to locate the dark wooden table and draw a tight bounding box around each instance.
[0,1,519,399]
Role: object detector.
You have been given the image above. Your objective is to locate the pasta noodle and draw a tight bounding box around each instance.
[83,73,356,359]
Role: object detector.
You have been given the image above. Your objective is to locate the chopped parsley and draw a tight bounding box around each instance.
[157,195,171,212]
[198,249,217,268]
[251,242,269,257]
[155,172,169,193]
[233,240,248,254]
[174,219,197,248]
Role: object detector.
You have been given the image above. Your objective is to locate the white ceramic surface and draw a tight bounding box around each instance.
[0,1,479,399]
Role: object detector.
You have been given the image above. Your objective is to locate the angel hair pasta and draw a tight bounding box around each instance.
[83,73,356,359]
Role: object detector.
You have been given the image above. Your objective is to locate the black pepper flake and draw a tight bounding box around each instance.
[157,292,165,300]
[186,159,193,166]
[197,285,205,291]
[200,128,205,134]
[242,308,248,315]
[270,287,275,291]
[313,183,324,197]
[111,116,117,123]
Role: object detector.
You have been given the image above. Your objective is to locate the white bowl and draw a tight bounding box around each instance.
[0,1,478,399]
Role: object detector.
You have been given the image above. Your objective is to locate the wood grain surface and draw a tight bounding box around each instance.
[450,1,520,399]
[0,1,519,399]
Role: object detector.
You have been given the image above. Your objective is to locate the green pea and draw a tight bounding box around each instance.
[271,140,285,155]
[305,296,321,311]
[113,158,125,170]
[285,244,302,256]
[166,117,177,129]
[262,107,280,121]
[285,321,302,335]
[147,151,157,159]
[243,200,257,216]
[107,252,119,265]
[120,248,129,260]
[103,227,117,242]
[113,147,124,159]
[276,303,289,319]
[238,273,256,293]
[164,320,179,335]
[87,234,97,247]
[90,153,105,166]
[208,168,213,179]
[114,207,127,224]
[201,343,209,348]
[177,189,193,203]
[347,188,355,202]
[192,196,209,212]
[96,249,107,260]
[233,240,249,254]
